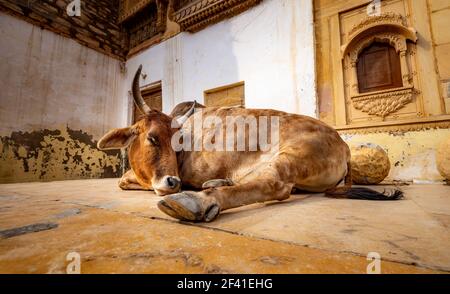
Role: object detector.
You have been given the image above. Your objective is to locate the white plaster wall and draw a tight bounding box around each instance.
[125,0,316,118]
[0,13,126,139]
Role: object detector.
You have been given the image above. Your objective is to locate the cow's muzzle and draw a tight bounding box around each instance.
[154,176,181,196]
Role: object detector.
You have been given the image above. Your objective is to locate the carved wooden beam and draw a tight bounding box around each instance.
[171,0,262,32]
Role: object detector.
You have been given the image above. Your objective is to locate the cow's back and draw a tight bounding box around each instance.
[178,107,350,191]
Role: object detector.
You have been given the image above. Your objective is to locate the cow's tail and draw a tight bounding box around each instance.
[325,162,404,201]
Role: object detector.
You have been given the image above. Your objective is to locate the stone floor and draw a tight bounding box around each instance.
[0,179,448,274]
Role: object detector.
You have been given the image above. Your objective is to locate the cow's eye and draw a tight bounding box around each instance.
[148,136,159,146]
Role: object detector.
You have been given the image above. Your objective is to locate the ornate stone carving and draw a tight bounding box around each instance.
[119,0,155,23]
[319,4,448,136]
[339,13,419,119]
[156,0,169,32]
[348,12,408,38]
[171,0,262,32]
[127,9,159,49]
[336,119,450,135]
[341,13,417,59]
[351,87,418,118]
[349,33,406,63]
[120,0,169,52]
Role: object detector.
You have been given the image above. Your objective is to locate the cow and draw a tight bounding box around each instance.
[98,65,403,222]
[117,101,205,191]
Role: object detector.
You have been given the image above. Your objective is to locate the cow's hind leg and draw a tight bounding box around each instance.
[158,178,293,222]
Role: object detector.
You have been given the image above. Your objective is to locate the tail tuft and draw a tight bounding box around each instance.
[326,187,404,201]
[326,161,404,201]
[344,187,404,201]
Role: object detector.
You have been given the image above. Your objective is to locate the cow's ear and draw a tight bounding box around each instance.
[172,101,196,128]
[97,127,137,150]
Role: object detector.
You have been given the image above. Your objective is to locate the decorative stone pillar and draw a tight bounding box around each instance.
[399,50,411,87]
[350,61,359,97]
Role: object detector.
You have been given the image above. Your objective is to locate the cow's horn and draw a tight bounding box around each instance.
[175,101,197,127]
[132,65,151,114]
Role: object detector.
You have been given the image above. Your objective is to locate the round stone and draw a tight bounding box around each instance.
[350,143,391,185]
[436,137,450,181]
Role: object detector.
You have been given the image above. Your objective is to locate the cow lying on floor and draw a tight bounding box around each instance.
[98,65,402,222]
[115,101,205,191]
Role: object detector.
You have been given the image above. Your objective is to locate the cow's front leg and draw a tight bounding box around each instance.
[202,178,234,189]
[157,191,221,222]
[157,179,293,222]
[118,169,150,191]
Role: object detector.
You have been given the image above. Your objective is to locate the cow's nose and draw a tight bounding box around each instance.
[166,176,181,189]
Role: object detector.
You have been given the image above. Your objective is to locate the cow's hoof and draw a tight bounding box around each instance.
[157,192,220,222]
[202,179,234,189]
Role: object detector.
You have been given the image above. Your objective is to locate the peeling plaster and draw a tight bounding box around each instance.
[0,127,122,184]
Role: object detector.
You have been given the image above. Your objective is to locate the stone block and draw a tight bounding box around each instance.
[350,143,391,185]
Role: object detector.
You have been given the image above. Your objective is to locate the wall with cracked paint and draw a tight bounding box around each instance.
[0,127,122,183]
[0,13,127,183]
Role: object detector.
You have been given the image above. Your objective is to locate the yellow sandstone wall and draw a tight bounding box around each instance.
[431,0,450,112]
[343,129,450,182]
[314,0,450,182]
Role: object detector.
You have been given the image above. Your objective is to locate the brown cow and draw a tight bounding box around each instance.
[117,101,205,191]
[98,65,402,222]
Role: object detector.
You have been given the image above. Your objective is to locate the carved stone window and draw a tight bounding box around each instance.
[117,0,262,56]
[124,4,160,49]
[341,13,418,119]
[357,42,402,94]
[119,0,169,55]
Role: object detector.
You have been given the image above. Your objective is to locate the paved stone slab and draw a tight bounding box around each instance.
[0,179,449,273]
[0,206,438,274]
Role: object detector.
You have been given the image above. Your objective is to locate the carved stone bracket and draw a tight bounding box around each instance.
[352,87,418,118]
[171,0,262,32]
